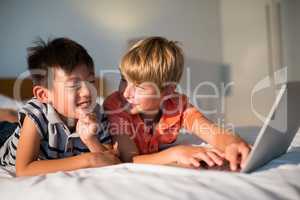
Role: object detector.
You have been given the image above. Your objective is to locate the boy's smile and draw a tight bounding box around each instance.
[76,99,92,109]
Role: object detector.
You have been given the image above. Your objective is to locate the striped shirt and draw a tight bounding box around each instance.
[0,98,111,171]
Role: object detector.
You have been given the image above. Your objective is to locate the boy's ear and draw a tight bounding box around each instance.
[32,85,50,103]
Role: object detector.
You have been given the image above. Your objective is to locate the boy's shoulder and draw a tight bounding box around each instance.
[19,98,48,120]
[103,91,125,110]
[22,97,47,109]
[17,97,49,138]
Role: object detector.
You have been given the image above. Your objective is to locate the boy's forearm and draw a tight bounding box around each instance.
[190,118,244,151]
[132,147,176,165]
[212,131,244,151]
[199,126,244,151]
[16,153,91,177]
[83,136,107,152]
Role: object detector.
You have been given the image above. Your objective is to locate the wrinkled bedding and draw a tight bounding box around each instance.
[0,127,299,200]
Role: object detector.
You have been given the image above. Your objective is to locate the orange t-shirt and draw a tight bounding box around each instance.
[103,91,208,154]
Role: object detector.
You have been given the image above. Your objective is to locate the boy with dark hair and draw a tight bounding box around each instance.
[0,37,119,176]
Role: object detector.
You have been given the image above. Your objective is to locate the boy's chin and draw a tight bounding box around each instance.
[65,113,78,120]
[75,107,94,117]
[126,104,142,115]
[127,106,159,116]
[127,107,140,115]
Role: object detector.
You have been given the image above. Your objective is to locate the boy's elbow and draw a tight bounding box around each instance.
[15,168,26,177]
[120,154,133,163]
[132,156,137,163]
[15,165,32,177]
[119,152,138,163]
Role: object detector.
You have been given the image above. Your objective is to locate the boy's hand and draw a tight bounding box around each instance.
[85,151,121,167]
[76,111,99,144]
[224,141,251,171]
[171,145,225,169]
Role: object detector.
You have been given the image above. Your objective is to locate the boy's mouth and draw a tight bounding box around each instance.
[126,103,141,114]
[76,100,91,109]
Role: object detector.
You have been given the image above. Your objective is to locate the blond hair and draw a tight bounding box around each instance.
[120,36,184,90]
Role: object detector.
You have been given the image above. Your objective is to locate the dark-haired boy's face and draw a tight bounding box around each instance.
[48,64,97,120]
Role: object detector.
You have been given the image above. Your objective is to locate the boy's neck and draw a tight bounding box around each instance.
[59,113,77,131]
[140,110,162,125]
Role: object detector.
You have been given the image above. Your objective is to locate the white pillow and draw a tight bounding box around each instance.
[0,94,24,110]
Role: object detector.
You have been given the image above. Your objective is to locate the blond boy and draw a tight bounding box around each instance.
[104,37,251,171]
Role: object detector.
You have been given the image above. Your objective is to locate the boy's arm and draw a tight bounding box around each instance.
[114,135,224,168]
[15,116,116,177]
[183,107,251,170]
[114,135,178,164]
[81,136,110,152]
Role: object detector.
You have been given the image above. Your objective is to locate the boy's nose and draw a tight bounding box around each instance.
[123,83,135,100]
[79,81,92,97]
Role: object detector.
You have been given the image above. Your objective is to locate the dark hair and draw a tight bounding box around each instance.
[27,37,94,85]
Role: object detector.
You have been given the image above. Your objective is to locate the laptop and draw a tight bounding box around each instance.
[201,82,300,173]
[241,82,300,173]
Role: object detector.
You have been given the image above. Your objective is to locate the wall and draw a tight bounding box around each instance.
[281,0,300,82]
[220,0,277,127]
[2,0,294,128]
[0,0,222,101]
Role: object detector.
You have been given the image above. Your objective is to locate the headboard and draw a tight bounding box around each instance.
[0,78,106,100]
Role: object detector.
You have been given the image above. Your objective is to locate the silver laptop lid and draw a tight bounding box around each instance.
[242,82,300,173]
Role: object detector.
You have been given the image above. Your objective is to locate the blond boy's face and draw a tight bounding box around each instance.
[119,76,166,115]
[48,64,96,120]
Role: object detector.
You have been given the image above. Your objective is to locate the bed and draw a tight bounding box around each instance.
[0,78,300,199]
[0,126,299,200]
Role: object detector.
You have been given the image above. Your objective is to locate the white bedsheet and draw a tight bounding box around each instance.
[0,163,299,200]
[0,127,299,200]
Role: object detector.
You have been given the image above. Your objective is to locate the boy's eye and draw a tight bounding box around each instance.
[65,81,81,89]
[88,79,96,84]
[136,87,149,94]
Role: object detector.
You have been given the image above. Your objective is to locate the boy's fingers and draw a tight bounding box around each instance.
[240,145,251,168]
[207,151,223,166]
[189,157,200,168]
[88,123,99,134]
[78,114,98,133]
[76,109,87,119]
[81,113,97,123]
[194,153,214,167]
[226,147,239,171]
[87,113,97,120]
[210,148,225,158]
[230,160,238,171]
[77,109,96,120]
[104,148,119,156]
[103,151,121,163]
